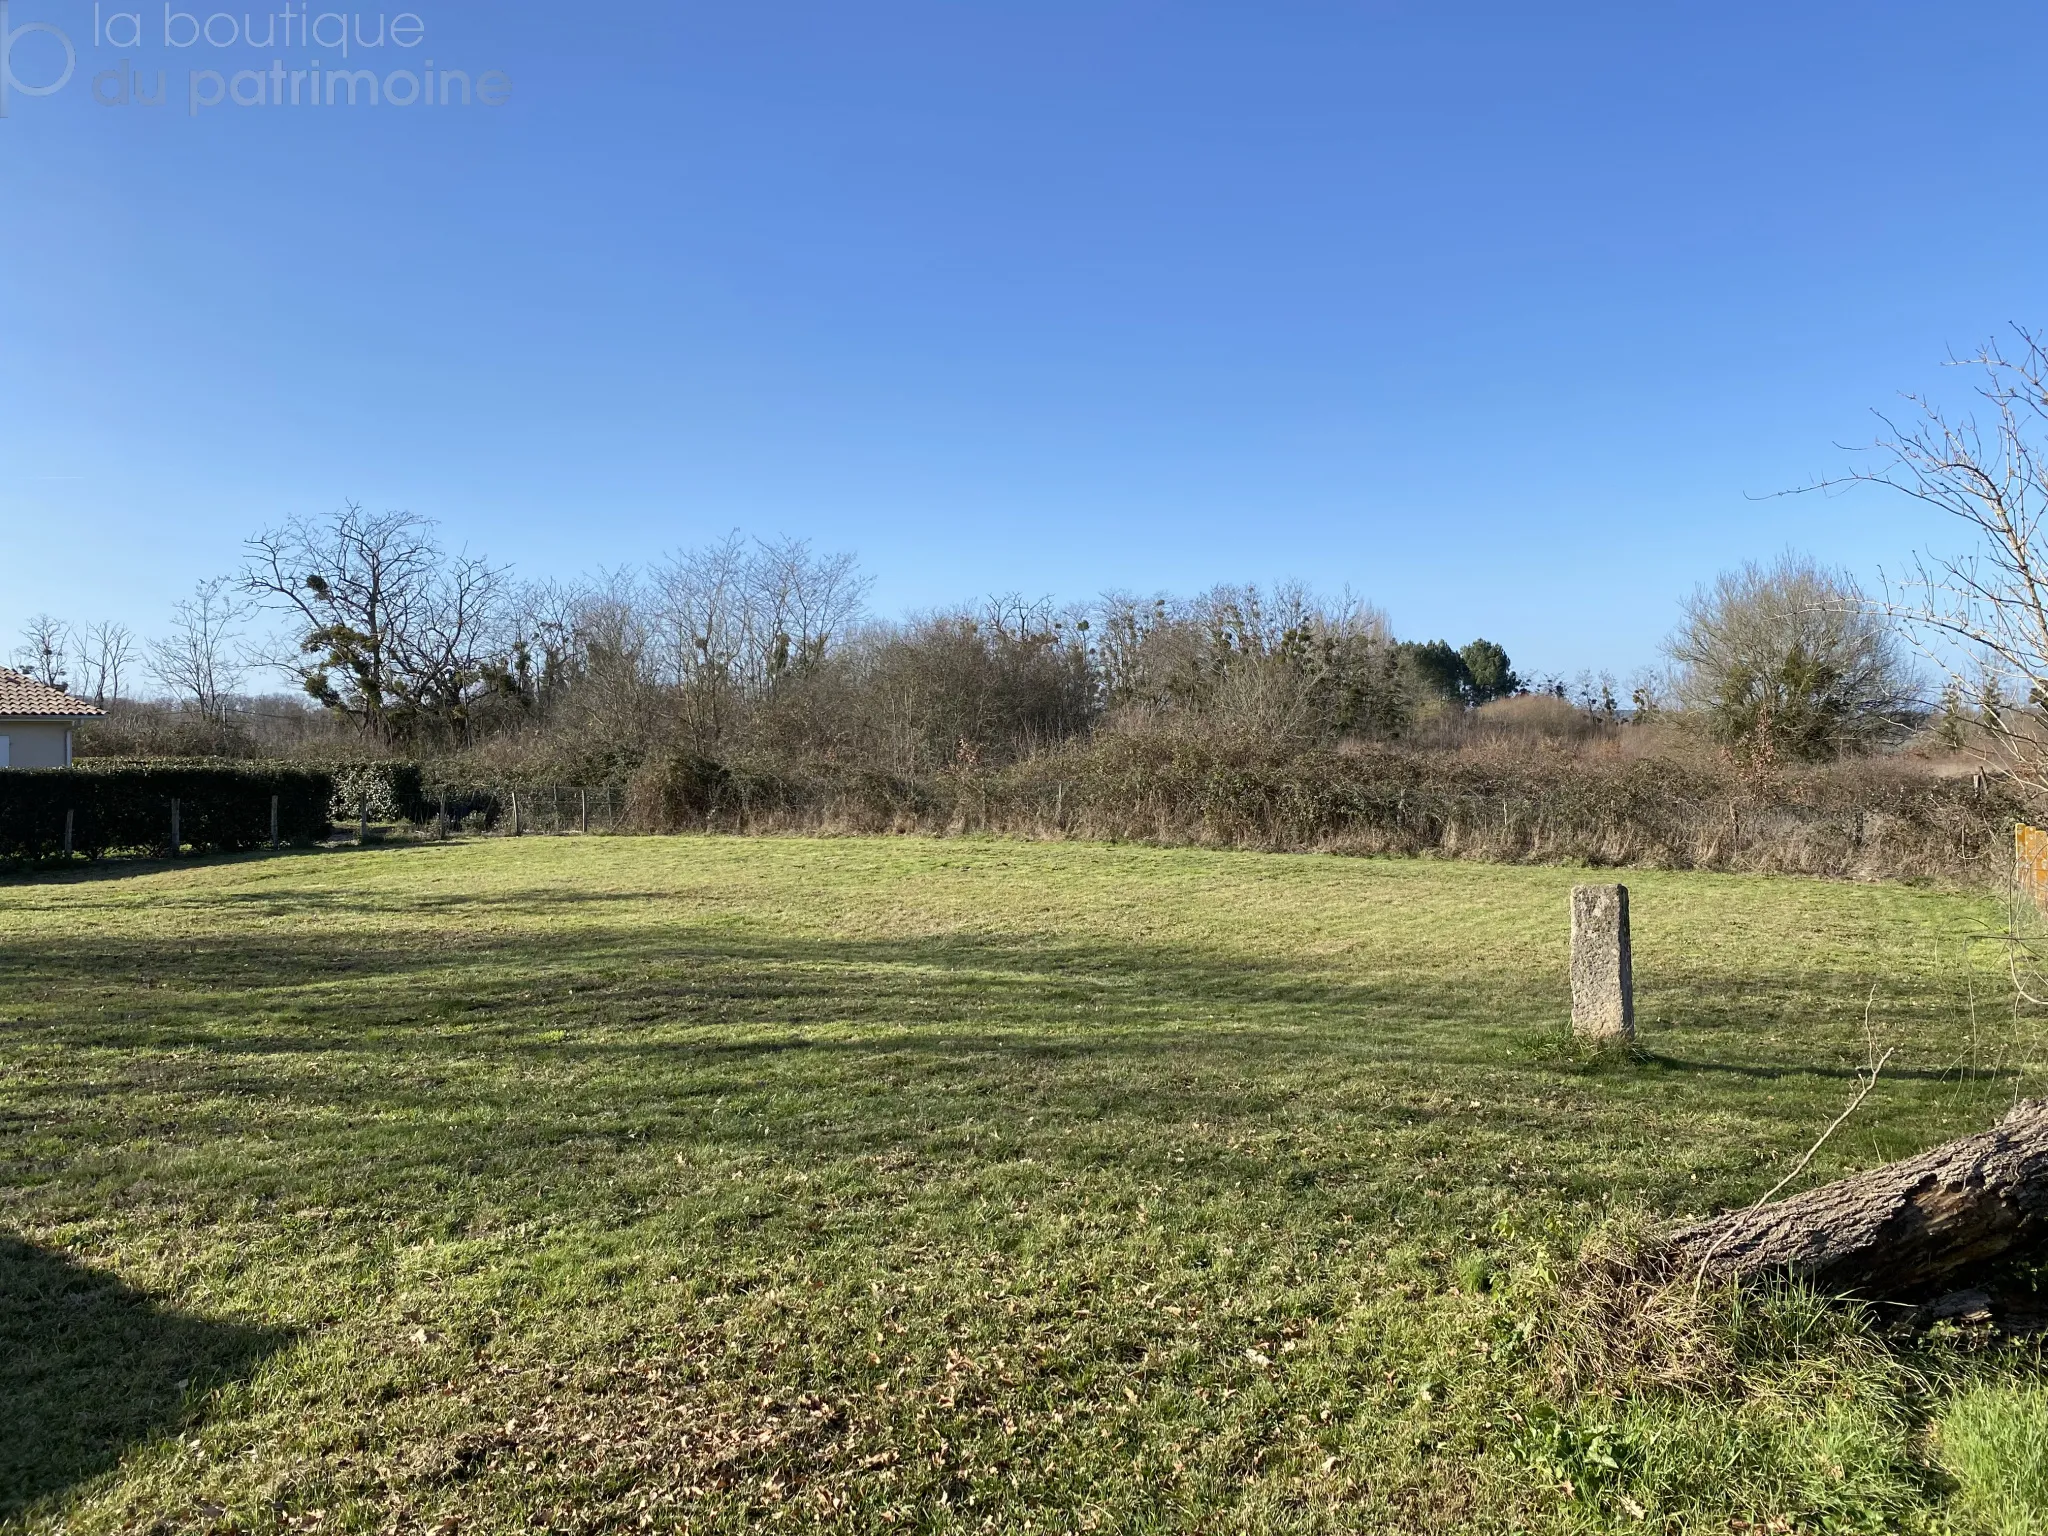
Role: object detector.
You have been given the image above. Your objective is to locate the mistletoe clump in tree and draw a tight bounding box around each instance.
[241,502,514,747]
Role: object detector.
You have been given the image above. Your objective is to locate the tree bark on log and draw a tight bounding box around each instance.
[1663,1098,2048,1299]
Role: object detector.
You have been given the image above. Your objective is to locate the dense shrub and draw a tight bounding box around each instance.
[73,695,350,761]
[0,762,333,864]
[1668,554,1912,763]
[618,732,2024,883]
[322,760,429,824]
[631,753,733,825]
[624,751,935,833]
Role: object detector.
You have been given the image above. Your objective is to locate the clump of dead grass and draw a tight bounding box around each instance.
[1538,1219,1736,1400]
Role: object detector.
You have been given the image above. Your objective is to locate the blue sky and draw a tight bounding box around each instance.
[1,0,2040,681]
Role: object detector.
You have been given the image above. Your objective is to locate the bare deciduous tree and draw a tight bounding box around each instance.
[747,536,869,690]
[148,578,248,725]
[1094,582,1403,743]
[74,620,137,707]
[503,570,662,752]
[1821,328,2048,797]
[241,503,511,745]
[508,577,602,713]
[648,534,869,748]
[820,598,1095,775]
[12,614,70,689]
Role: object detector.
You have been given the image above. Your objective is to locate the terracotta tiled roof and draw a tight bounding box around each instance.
[0,667,104,718]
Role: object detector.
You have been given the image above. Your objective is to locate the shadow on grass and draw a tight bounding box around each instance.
[0,1236,290,1521]
[0,844,338,889]
[1,867,2018,1223]
[1635,1050,2008,1084]
[0,893,1992,1108]
[0,919,1463,1062]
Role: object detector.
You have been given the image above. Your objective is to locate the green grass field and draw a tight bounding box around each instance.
[4,836,2047,1533]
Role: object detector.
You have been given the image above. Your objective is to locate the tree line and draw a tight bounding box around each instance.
[37,317,2048,785]
[9,504,1553,774]
[0,513,1940,776]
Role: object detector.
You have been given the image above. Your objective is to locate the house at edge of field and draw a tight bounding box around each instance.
[0,667,103,768]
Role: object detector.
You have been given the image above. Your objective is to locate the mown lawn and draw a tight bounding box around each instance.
[3,836,2046,1534]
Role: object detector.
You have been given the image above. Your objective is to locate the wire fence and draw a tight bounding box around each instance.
[335,784,630,840]
[438,784,624,838]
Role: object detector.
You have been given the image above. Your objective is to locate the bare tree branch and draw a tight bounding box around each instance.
[75,620,137,707]
[147,578,249,727]
[1805,327,2048,798]
[11,614,71,689]
[240,503,511,745]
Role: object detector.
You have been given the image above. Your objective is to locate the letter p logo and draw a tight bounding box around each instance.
[0,0,77,118]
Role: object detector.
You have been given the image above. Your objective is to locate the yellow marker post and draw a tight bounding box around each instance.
[2016,823,2048,914]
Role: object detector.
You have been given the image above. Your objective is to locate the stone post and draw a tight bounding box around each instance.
[1570,883,1634,1042]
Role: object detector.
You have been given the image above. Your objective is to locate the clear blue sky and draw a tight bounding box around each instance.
[1,0,2039,680]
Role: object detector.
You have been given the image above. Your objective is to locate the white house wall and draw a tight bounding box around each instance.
[0,724,73,769]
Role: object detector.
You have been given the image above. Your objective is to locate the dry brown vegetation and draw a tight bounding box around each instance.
[608,719,2018,886]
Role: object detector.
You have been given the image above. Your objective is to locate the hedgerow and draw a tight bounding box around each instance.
[618,734,2025,883]
[0,762,333,864]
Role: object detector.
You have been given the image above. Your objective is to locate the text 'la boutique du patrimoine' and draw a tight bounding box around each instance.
[83,5,510,114]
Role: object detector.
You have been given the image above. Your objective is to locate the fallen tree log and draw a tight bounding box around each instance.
[1663,1098,2048,1298]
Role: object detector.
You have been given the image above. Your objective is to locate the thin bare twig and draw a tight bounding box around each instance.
[1748,1050,1895,1216]
[1691,1010,1895,1290]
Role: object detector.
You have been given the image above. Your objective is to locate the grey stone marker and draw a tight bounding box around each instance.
[1570,883,1634,1042]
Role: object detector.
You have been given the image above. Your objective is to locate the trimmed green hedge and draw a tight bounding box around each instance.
[0,763,334,864]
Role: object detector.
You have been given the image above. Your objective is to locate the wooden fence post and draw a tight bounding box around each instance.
[358,790,370,847]
[269,795,279,850]
[580,788,589,835]
[170,799,180,857]
[63,809,74,859]
[511,790,522,837]
[438,789,448,841]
